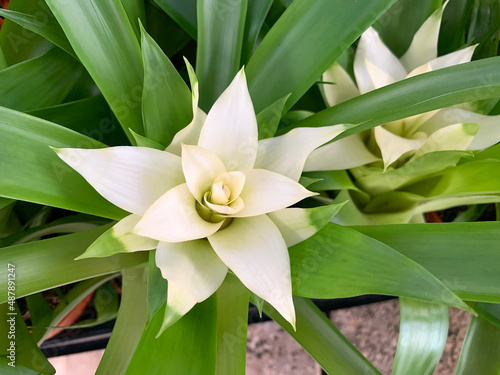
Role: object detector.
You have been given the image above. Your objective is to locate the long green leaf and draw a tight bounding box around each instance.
[266,297,381,375]
[0,8,75,57]
[455,316,500,375]
[153,0,197,39]
[289,223,470,311]
[246,0,398,112]
[141,25,192,146]
[125,297,217,375]
[0,107,126,219]
[0,46,6,69]
[355,221,500,303]
[147,250,168,322]
[241,0,273,64]
[120,0,146,40]
[215,274,249,375]
[0,0,52,66]
[439,0,472,55]
[0,304,55,374]
[25,293,53,344]
[96,268,148,375]
[392,298,449,375]
[0,48,82,111]
[279,57,500,137]
[474,303,500,329]
[0,225,147,304]
[45,0,144,141]
[144,1,191,59]
[27,96,129,146]
[196,0,247,110]
[45,276,115,336]
[375,0,441,57]
[405,160,500,198]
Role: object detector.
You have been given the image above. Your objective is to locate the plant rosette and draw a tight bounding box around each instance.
[53,64,347,335]
[303,3,500,224]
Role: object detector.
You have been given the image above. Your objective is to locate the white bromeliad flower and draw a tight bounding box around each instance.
[54,65,346,333]
[305,3,500,173]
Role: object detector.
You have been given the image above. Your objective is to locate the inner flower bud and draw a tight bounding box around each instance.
[199,171,247,218]
[210,181,231,205]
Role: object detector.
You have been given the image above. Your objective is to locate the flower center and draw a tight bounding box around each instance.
[196,171,246,223]
[209,181,231,205]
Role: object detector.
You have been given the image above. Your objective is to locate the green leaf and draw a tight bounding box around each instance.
[405,160,500,198]
[246,0,398,113]
[147,250,168,322]
[455,316,500,375]
[439,0,472,55]
[0,8,75,58]
[70,280,120,329]
[353,151,470,196]
[279,57,500,137]
[120,0,146,40]
[265,297,381,375]
[25,293,53,344]
[474,303,500,329]
[145,1,191,58]
[0,48,82,111]
[0,303,55,374]
[0,0,52,66]
[140,24,192,146]
[43,275,114,337]
[467,0,500,59]
[130,130,165,150]
[26,96,129,147]
[45,0,145,141]
[392,298,448,375]
[303,170,363,192]
[196,0,248,110]
[355,221,500,303]
[0,215,102,247]
[0,46,7,70]
[153,0,197,39]
[125,297,217,375]
[215,274,249,375]
[96,268,148,375]
[241,0,273,64]
[0,198,15,211]
[375,0,442,57]
[0,107,126,219]
[0,225,148,304]
[453,204,489,222]
[0,202,20,239]
[257,95,289,140]
[290,223,470,311]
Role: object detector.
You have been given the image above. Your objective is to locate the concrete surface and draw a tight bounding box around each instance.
[49,299,471,374]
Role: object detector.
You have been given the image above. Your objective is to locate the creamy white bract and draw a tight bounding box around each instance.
[55,66,346,333]
[305,3,500,173]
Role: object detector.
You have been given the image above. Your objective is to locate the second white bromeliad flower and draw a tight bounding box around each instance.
[305,3,500,173]
[54,66,346,333]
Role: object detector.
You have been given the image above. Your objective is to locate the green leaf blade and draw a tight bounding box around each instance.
[0,107,126,219]
[45,0,145,140]
[246,0,398,112]
[392,298,449,375]
[141,25,192,146]
[196,0,248,110]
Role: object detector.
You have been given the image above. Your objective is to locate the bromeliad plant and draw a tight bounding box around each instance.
[302,2,500,225]
[1,0,500,374]
[54,66,345,333]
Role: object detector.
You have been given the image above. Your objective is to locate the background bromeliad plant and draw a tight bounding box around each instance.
[0,0,499,374]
